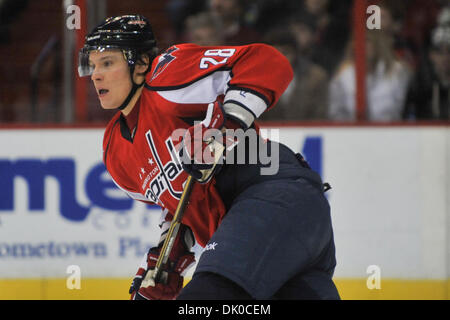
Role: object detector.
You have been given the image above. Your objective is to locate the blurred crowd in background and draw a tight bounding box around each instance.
[0,0,449,123]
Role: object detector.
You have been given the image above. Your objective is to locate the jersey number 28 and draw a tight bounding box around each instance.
[199,49,236,69]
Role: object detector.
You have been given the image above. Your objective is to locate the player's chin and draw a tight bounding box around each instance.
[99,100,118,110]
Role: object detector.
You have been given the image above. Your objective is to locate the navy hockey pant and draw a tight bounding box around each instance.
[178,140,340,300]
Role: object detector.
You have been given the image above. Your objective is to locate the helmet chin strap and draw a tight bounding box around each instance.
[117,65,145,110]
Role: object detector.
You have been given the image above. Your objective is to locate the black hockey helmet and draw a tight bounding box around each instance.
[78,14,158,109]
[78,14,157,77]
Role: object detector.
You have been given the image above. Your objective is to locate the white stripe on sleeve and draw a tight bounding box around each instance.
[223,89,268,129]
[156,70,232,104]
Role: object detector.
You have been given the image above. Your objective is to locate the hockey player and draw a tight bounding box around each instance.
[78,14,340,300]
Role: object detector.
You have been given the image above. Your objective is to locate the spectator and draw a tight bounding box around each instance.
[184,11,224,46]
[328,30,412,122]
[247,0,303,34]
[294,0,352,75]
[165,0,207,40]
[404,24,450,120]
[400,0,444,64]
[303,0,329,30]
[259,28,329,121]
[436,5,450,26]
[288,10,318,58]
[207,0,261,45]
[374,0,415,68]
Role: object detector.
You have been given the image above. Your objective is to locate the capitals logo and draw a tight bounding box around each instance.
[127,20,147,28]
[143,130,184,205]
[151,46,178,81]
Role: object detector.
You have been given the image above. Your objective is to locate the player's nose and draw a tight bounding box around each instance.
[91,67,103,82]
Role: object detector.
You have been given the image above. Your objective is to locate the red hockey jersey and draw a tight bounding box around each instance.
[102,43,293,247]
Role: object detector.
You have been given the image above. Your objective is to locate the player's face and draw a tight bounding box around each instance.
[89,50,132,110]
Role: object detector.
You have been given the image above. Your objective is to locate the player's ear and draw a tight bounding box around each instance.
[135,54,150,75]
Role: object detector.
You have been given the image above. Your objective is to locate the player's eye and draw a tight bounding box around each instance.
[103,60,113,67]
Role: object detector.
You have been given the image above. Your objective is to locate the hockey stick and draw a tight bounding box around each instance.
[141,175,195,287]
[141,140,225,287]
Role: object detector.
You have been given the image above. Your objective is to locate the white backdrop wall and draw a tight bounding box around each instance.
[0,126,448,281]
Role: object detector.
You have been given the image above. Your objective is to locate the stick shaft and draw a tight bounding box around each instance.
[153,175,195,283]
